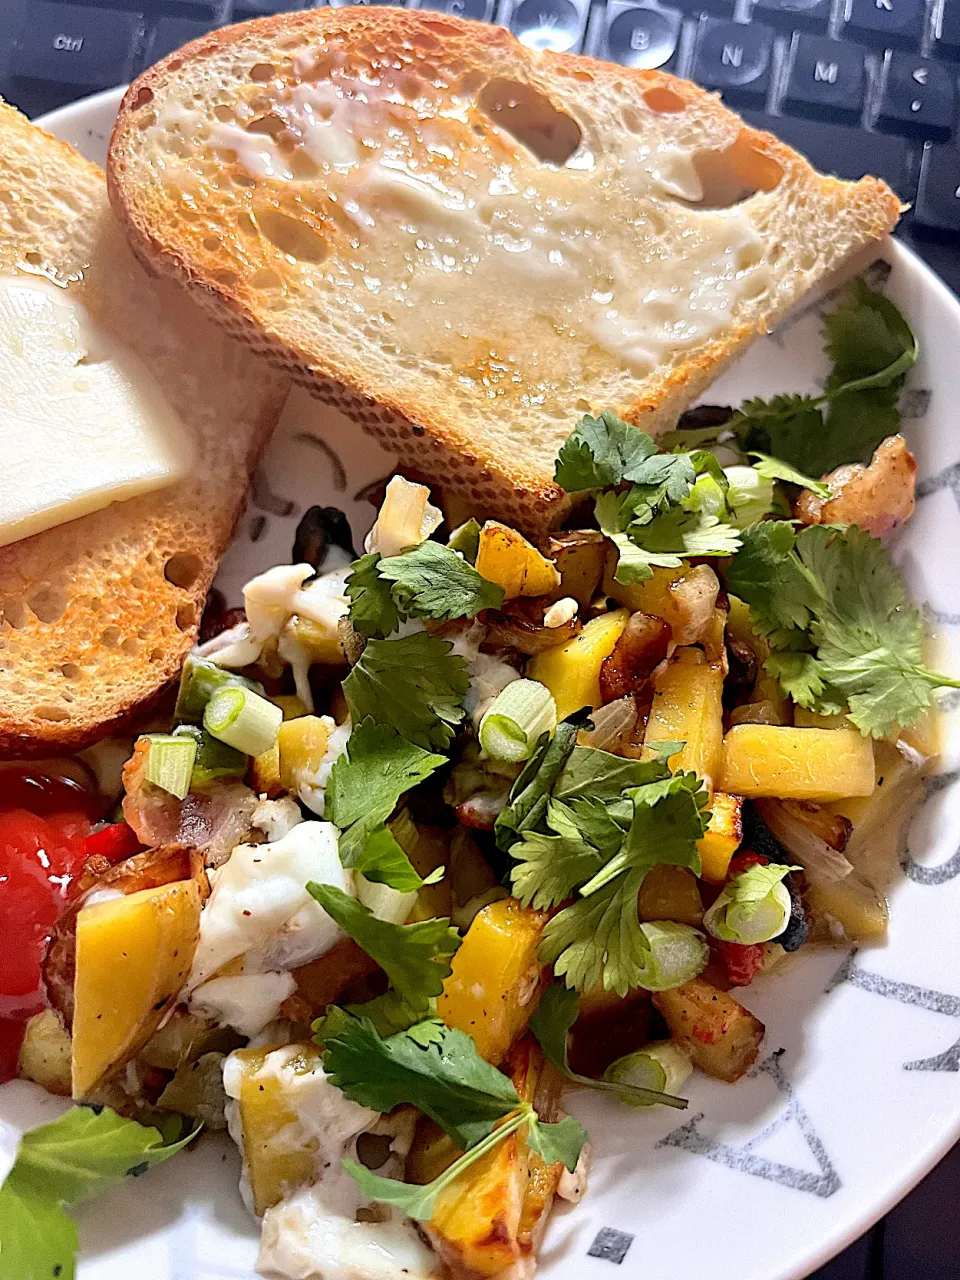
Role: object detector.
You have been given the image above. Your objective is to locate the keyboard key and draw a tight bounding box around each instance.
[876,52,954,138]
[915,143,960,229]
[602,2,681,70]
[674,0,736,16]
[783,33,866,122]
[935,1,960,59]
[743,110,913,196]
[507,0,587,52]
[145,18,219,66]
[418,0,495,18]
[843,0,924,50]
[330,0,409,6]
[751,0,830,33]
[693,17,774,104]
[12,2,141,89]
[231,1,319,14]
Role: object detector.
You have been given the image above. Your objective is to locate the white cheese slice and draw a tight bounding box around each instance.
[0,275,195,548]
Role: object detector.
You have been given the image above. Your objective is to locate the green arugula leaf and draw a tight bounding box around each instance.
[378,541,504,622]
[346,553,400,639]
[727,522,960,736]
[307,883,460,1016]
[343,633,470,751]
[529,982,688,1109]
[318,1011,520,1149]
[0,1108,199,1280]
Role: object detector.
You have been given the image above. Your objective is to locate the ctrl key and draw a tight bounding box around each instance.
[916,145,960,232]
[12,2,142,90]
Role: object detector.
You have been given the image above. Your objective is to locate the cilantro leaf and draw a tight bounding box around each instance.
[554,411,659,490]
[510,800,605,910]
[823,276,918,395]
[748,453,830,499]
[727,523,960,735]
[307,883,460,1016]
[318,1011,519,1149]
[0,1107,199,1280]
[525,1115,588,1170]
[343,633,470,751]
[494,720,580,850]
[344,988,433,1037]
[378,541,503,622]
[346,553,400,639]
[529,982,688,1109]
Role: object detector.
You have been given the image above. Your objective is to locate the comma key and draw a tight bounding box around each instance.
[916,145,960,232]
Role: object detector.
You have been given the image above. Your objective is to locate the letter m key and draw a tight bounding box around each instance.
[814,59,838,84]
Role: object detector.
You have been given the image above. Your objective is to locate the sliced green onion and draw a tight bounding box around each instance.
[175,654,265,725]
[479,680,557,763]
[604,1041,693,1106]
[355,874,418,924]
[703,862,801,945]
[203,686,282,756]
[447,518,482,564]
[633,921,709,992]
[142,733,197,800]
[172,725,247,789]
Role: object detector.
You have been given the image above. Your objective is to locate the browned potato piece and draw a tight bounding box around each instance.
[653,976,764,1082]
[426,1039,564,1277]
[539,531,607,608]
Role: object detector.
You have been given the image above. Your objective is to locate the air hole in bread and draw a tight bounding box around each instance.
[2,600,28,630]
[24,250,42,266]
[28,586,66,624]
[121,638,139,657]
[132,87,154,110]
[644,86,686,114]
[164,552,203,589]
[477,79,582,167]
[203,236,220,252]
[257,208,329,264]
[36,704,70,723]
[101,626,121,648]
[251,63,277,83]
[61,663,81,680]
[682,133,784,209]
[250,267,283,291]
[246,113,286,140]
[176,603,197,632]
[212,268,239,287]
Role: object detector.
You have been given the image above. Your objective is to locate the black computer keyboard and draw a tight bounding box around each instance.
[3,0,960,289]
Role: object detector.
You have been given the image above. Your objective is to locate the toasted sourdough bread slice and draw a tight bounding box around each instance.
[0,102,288,757]
[108,8,900,530]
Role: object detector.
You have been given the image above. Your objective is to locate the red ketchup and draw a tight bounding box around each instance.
[0,768,102,1081]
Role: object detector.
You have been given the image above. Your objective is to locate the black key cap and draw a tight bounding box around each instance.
[876,52,954,138]
[751,0,830,33]
[693,17,774,104]
[915,143,960,229]
[145,17,219,65]
[602,2,681,70]
[935,1,960,60]
[674,0,736,17]
[843,0,924,50]
[508,0,587,52]
[12,2,142,89]
[743,110,913,196]
[419,0,496,18]
[231,1,317,15]
[783,33,866,122]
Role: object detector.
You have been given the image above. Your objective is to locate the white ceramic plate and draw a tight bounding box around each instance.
[21,85,960,1280]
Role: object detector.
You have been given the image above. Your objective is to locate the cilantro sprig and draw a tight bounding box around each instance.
[317,1011,586,1219]
[347,543,503,639]
[324,718,446,889]
[497,729,709,994]
[0,1107,199,1280]
[725,521,960,737]
[666,279,918,476]
[342,632,470,751]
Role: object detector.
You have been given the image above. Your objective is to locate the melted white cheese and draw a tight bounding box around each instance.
[190,971,296,1037]
[189,821,351,986]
